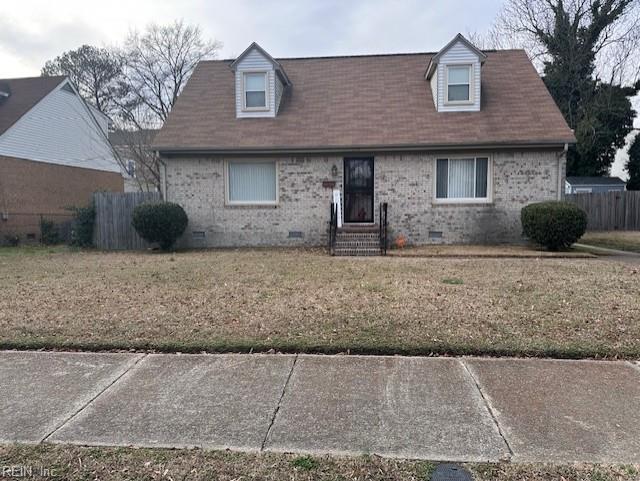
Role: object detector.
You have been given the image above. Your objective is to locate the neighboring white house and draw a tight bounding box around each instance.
[565,176,626,194]
[0,77,120,173]
[0,76,123,241]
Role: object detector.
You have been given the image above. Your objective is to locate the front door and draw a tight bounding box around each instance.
[344,157,374,223]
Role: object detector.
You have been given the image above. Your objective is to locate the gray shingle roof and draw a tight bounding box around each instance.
[0,76,65,136]
[154,49,575,153]
[566,176,626,186]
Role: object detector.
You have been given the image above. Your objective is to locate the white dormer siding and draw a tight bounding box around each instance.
[234,48,277,118]
[435,43,481,112]
[274,75,284,115]
[427,34,485,113]
[232,43,290,119]
[430,73,438,106]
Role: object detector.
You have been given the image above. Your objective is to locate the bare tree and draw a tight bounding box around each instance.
[42,45,123,117]
[117,20,222,128]
[480,0,640,84]
[108,21,221,192]
[110,128,161,192]
[42,21,221,192]
[482,0,640,176]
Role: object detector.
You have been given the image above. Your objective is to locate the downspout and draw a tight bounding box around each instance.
[557,143,568,200]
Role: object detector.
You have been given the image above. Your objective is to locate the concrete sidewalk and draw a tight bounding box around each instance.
[2,351,640,463]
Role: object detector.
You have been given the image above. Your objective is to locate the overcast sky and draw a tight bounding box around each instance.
[0,0,505,76]
[1,0,636,177]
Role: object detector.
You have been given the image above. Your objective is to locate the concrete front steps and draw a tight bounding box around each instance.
[333,226,382,256]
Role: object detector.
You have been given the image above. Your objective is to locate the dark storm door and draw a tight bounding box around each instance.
[344,157,374,223]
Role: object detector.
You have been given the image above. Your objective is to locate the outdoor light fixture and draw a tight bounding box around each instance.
[331,164,338,177]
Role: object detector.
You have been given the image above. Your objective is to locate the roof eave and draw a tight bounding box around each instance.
[425,61,437,80]
[154,140,576,156]
[275,68,292,87]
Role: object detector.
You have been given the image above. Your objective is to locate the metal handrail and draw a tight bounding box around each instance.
[379,202,388,255]
[328,202,338,254]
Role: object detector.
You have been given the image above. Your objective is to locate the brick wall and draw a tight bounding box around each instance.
[164,150,564,247]
[0,155,124,240]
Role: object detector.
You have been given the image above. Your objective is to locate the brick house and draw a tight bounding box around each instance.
[0,76,123,242]
[153,34,575,253]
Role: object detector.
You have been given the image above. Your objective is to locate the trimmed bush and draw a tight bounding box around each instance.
[132,202,188,251]
[521,201,587,250]
[40,218,60,245]
[68,203,96,247]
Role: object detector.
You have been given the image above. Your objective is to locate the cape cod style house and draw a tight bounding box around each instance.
[0,76,122,242]
[153,34,575,253]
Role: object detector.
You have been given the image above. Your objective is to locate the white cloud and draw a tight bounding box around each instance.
[0,0,503,76]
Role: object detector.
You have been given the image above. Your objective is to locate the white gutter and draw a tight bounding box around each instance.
[157,152,167,200]
[557,143,568,200]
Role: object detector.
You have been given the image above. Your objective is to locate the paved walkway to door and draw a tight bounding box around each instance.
[2,350,640,463]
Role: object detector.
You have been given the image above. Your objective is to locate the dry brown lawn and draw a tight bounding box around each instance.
[390,244,593,257]
[1,445,638,481]
[0,246,638,357]
[581,231,640,253]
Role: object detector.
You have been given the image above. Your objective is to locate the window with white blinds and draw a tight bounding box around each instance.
[436,157,489,201]
[227,160,277,204]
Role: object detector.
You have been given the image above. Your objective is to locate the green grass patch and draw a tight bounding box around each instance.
[291,455,318,471]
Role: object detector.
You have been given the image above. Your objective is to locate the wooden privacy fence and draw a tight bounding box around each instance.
[566,191,640,231]
[94,191,161,250]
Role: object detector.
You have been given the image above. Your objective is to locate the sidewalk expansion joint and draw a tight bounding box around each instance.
[261,354,298,451]
[40,353,148,443]
[461,359,514,460]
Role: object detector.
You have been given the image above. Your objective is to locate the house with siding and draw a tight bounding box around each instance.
[565,176,626,194]
[153,34,575,254]
[0,76,122,242]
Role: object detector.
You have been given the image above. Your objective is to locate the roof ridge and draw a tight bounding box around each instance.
[214,48,516,63]
[0,75,66,81]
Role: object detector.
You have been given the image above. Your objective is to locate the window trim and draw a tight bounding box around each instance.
[444,64,474,105]
[225,159,279,206]
[242,71,269,111]
[433,156,492,204]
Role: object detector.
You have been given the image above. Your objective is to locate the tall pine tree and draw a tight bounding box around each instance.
[495,0,639,176]
[626,132,640,190]
[538,0,639,176]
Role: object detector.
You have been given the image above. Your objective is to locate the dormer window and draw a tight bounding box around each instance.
[231,42,291,118]
[243,72,268,110]
[425,34,486,112]
[446,65,472,103]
